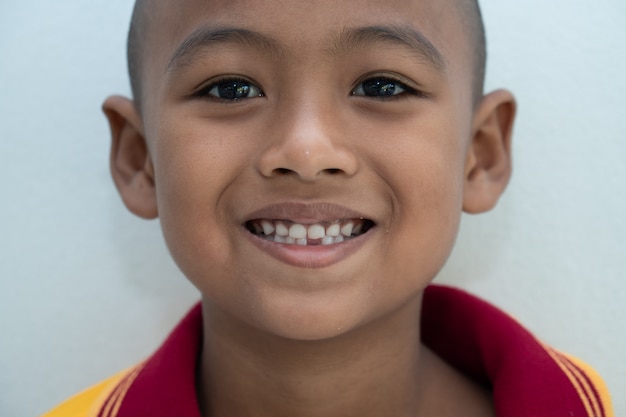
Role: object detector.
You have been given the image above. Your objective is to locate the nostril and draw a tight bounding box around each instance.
[274,168,293,175]
[272,167,342,177]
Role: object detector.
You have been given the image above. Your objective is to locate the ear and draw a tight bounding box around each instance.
[102,96,158,219]
[463,89,516,214]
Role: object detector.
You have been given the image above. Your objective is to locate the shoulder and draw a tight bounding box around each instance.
[40,303,203,417]
[423,285,615,416]
[546,350,615,417]
[40,369,133,417]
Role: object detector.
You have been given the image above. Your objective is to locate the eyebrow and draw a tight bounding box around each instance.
[166,26,283,73]
[166,24,446,74]
[331,25,447,72]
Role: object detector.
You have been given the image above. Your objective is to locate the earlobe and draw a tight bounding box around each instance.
[103,95,158,219]
[463,89,516,214]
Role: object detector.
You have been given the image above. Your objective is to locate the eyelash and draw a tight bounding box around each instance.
[191,74,426,103]
[192,77,265,103]
[351,74,427,101]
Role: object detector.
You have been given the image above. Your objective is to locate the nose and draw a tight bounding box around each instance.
[257,100,358,181]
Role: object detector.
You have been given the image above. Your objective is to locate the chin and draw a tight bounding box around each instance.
[264,319,359,343]
[248,290,371,342]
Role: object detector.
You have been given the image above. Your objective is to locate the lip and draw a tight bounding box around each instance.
[244,202,371,224]
[242,202,376,269]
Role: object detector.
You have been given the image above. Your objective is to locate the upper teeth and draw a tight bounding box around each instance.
[249,219,368,246]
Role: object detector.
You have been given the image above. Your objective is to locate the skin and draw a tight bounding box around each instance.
[103,0,516,416]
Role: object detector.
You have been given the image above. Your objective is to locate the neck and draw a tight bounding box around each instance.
[198,296,431,417]
[196,295,493,417]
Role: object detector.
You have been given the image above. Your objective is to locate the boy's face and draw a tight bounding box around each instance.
[110,0,513,340]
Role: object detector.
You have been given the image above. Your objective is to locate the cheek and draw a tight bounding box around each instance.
[370,108,466,212]
[362,109,468,289]
[148,117,248,289]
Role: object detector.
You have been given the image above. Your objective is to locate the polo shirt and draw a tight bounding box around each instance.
[42,285,614,417]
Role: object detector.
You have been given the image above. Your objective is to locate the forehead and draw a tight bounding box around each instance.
[139,0,472,109]
[144,0,466,67]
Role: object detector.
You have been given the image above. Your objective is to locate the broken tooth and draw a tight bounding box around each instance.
[252,218,370,246]
[308,224,326,240]
[326,223,340,237]
[261,220,275,236]
[340,222,354,237]
[251,222,263,234]
[275,222,289,237]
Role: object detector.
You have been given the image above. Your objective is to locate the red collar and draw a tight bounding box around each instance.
[99,285,609,417]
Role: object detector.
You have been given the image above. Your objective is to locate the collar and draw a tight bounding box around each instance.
[99,285,610,417]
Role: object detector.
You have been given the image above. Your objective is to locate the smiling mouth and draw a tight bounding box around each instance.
[245,218,375,246]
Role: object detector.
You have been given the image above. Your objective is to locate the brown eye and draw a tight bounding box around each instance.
[352,77,409,97]
[197,78,264,101]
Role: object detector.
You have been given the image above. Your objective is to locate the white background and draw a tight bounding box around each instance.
[1,1,624,415]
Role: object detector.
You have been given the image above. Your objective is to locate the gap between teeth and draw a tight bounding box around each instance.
[251,220,365,246]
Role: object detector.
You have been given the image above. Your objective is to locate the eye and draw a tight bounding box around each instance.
[195,77,264,101]
[352,77,417,98]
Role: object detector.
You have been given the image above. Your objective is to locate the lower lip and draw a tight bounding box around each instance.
[243,228,375,269]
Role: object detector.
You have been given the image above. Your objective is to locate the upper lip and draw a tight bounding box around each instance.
[243,202,373,224]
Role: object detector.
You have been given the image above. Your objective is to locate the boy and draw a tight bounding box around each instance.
[43,0,613,416]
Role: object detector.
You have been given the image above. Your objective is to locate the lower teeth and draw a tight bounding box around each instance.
[264,234,347,246]
[248,220,373,246]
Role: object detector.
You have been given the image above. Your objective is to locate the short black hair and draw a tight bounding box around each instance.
[126,0,146,106]
[127,0,486,107]
[457,0,487,103]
